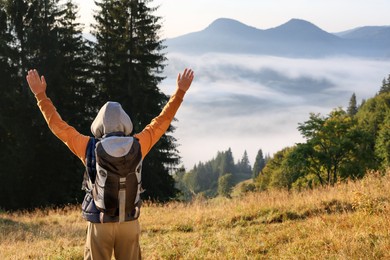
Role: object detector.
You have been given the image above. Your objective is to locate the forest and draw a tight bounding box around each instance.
[175,79,390,199]
[0,0,179,210]
[174,148,268,200]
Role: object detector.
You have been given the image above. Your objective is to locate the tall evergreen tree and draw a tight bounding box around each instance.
[238,150,251,172]
[347,93,358,116]
[0,0,19,208]
[236,150,251,180]
[92,0,178,201]
[0,0,94,209]
[26,0,89,207]
[0,1,15,128]
[44,0,97,202]
[1,0,64,209]
[252,149,266,179]
[0,2,12,79]
[379,74,390,94]
[217,148,235,176]
[56,0,95,130]
[6,0,28,71]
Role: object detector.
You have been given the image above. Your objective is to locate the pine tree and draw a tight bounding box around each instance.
[237,150,251,176]
[46,0,97,201]
[0,2,12,79]
[0,0,63,209]
[56,0,95,130]
[347,93,358,116]
[0,1,15,110]
[218,148,235,176]
[252,149,266,179]
[0,0,19,208]
[379,74,390,94]
[6,0,29,72]
[0,0,94,209]
[93,0,178,201]
[27,0,85,207]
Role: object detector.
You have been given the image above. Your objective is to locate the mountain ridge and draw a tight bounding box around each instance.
[166,18,390,58]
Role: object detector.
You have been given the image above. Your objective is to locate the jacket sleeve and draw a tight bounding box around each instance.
[134,88,186,159]
[35,92,90,164]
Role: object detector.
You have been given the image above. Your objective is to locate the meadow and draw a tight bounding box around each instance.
[1,171,389,259]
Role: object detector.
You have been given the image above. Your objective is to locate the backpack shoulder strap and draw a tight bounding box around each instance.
[86,137,98,183]
[82,137,98,191]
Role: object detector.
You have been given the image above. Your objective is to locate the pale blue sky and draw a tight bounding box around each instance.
[75,0,390,38]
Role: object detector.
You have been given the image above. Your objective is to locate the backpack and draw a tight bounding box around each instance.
[82,133,143,223]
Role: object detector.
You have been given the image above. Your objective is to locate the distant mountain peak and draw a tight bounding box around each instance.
[274,18,323,32]
[210,17,242,25]
[286,18,316,26]
[204,18,260,34]
[267,18,338,42]
[167,17,390,58]
[207,18,247,27]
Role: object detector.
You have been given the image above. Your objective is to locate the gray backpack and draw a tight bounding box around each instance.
[83,134,143,222]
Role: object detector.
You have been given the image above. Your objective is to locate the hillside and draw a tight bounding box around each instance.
[1,170,389,259]
[166,18,390,58]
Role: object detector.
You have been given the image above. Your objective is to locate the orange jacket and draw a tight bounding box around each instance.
[35,89,186,165]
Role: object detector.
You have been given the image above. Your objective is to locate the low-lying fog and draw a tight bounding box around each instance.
[160,53,390,168]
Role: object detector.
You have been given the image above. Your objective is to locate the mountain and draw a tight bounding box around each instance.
[264,19,338,42]
[166,18,263,54]
[166,18,390,58]
[335,26,390,41]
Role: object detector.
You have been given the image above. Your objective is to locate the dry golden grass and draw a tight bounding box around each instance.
[1,171,390,259]
[0,206,85,259]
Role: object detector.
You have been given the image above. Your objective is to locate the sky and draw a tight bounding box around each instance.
[75,0,390,38]
[72,0,390,168]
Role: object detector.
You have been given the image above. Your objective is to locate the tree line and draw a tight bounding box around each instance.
[0,0,179,210]
[255,76,390,191]
[174,76,390,198]
[174,148,269,199]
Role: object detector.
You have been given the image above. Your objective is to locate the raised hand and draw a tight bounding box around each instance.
[177,68,194,92]
[26,69,47,95]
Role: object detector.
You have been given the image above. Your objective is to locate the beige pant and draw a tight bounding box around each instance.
[84,220,141,260]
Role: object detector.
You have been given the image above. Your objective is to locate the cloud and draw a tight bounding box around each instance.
[160,53,390,168]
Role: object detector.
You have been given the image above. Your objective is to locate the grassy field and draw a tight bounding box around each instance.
[1,171,390,259]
